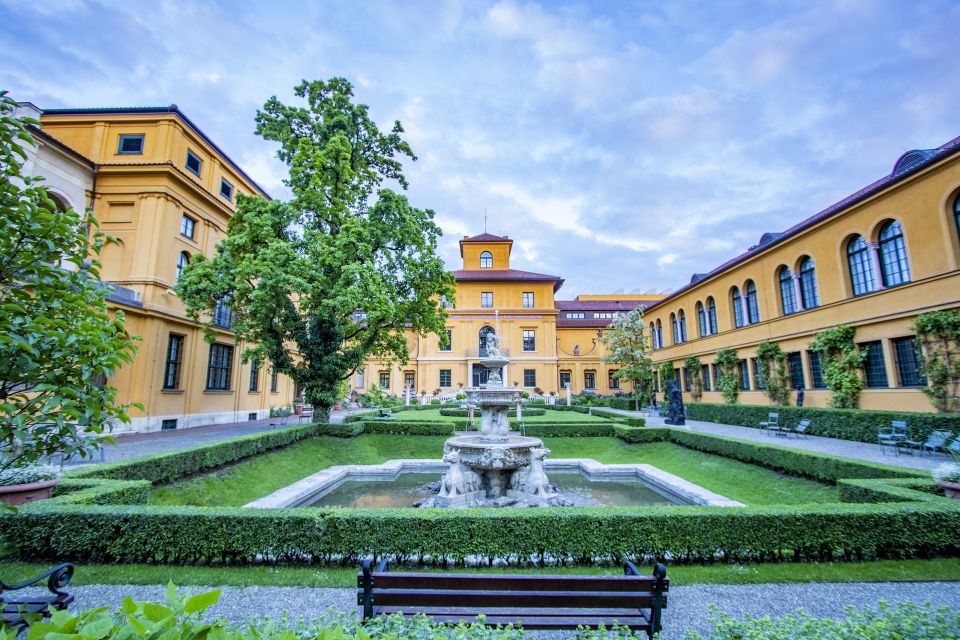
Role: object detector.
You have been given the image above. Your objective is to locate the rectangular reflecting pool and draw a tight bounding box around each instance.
[306,471,687,508]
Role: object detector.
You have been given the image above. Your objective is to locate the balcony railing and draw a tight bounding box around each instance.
[464,347,512,358]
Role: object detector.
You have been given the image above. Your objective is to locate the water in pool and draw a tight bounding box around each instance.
[307,472,683,508]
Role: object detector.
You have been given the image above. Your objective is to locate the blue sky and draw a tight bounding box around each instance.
[2,0,958,297]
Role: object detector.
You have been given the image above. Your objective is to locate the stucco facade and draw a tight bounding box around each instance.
[643,137,960,412]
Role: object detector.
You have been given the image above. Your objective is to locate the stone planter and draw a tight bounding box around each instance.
[0,477,60,506]
[938,480,960,499]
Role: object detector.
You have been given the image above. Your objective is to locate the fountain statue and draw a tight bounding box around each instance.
[418,330,570,508]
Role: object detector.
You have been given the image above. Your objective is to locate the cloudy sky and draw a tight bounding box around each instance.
[2,0,958,297]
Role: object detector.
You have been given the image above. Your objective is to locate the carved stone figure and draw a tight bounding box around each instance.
[518,447,552,498]
[485,332,502,358]
[664,379,686,426]
[437,450,480,498]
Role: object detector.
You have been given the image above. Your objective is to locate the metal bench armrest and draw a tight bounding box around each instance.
[0,563,74,597]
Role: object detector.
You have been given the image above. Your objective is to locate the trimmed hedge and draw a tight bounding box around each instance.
[355,421,620,437]
[588,408,645,426]
[439,407,546,417]
[687,402,960,444]
[544,405,591,414]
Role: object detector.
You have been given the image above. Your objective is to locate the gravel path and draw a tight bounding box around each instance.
[604,409,942,471]
[62,581,960,639]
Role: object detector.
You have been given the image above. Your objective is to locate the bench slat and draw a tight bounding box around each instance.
[365,588,659,609]
[379,610,651,630]
[366,572,665,592]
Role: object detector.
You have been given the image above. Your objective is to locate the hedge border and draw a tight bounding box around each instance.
[4,423,955,567]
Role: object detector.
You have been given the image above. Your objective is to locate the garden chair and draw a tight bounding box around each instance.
[298,405,314,424]
[945,436,960,457]
[878,420,908,455]
[786,418,811,439]
[921,430,953,456]
[759,412,782,436]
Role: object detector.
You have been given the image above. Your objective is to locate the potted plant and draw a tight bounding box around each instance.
[933,453,960,499]
[0,462,61,506]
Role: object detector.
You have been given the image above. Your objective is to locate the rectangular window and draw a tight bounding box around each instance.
[809,351,826,389]
[180,214,196,239]
[523,369,536,387]
[566,312,584,319]
[523,329,535,352]
[738,359,750,390]
[271,367,279,393]
[481,292,493,308]
[185,150,202,176]
[404,371,415,389]
[439,329,452,351]
[702,364,711,391]
[439,369,451,387]
[220,178,234,201]
[893,336,926,387]
[787,352,805,389]
[162,334,184,390]
[161,419,177,431]
[355,369,365,389]
[861,341,888,388]
[206,343,233,391]
[713,363,720,389]
[248,359,260,392]
[522,292,534,308]
[608,370,619,389]
[118,134,144,155]
[560,371,571,389]
[213,297,232,329]
[584,371,596,389]
[379,371,390,389]
[683,367,691,392]
[753,359,766,390]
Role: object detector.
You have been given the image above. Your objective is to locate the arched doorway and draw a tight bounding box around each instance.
[473,364,489,387]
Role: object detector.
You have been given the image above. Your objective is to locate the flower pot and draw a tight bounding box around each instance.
[0,478,60,506]
[293,404,303,415]
[938,480,960,499]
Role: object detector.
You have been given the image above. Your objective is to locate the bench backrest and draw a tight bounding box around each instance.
[926,430,952,445]
[891,420,908,433]
[768,412,779,422]
[796,419,811,429]
[359,560,668,614]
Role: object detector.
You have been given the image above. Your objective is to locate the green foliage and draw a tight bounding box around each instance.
[588,408,645,426]
[0,92,139,472]
[683,356,703,402]
[600,306,654,408]
[439,408,546,418]
[657,361,675,400]
[714,349,740,404]
[810,325,866,409]
[685,601,960,640]
[686,402,960,444]
[754,342,791,406]
[358,384,400,408]
[913,308,960,412]
[176,79,454,421]
[0,462,59,486]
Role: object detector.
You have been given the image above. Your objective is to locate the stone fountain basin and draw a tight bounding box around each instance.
[444,434,544,470]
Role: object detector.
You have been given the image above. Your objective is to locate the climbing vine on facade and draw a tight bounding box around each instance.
[912,309,960,413]
[684,355,703,401]
[755,342,791,406]
[715,348,740,405]
[658,361,675,396]
[810,325,866,409]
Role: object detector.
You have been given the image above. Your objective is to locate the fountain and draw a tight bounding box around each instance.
[418,331,570,508]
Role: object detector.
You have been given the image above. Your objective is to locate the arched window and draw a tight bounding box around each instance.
[479,325,495,356]
[697,302,707,337]
[678,309,687,342]
[479,251,493,268]
[847,235,876,295]
[655,319,662,349]
[649,322,660,349]
[778,266,797,315]
[745,280,760,324]
[670,313,678,344]
[799,257,818,309]
[732,287,744,328]
[954,194,960,242]
[878,220,910,287]
[707,297,718,334]
[175,251,190,281]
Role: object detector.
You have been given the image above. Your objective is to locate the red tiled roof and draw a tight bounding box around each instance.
[643,133,960,313]
[554,300,646,311]
[556,318,619,328]
[452,268,564,292]
[461,233,511,243]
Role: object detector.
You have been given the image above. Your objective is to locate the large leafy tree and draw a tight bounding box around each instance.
[177,78,454,421]
[0,91,138,471]
[600,306,654,410]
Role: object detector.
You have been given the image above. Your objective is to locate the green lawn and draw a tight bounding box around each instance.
[149,435,837,507]
[390,407,612,422]
[2,557,957,588]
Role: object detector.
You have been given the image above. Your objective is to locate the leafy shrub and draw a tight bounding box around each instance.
[0,462,59,486]
[686,601,960,640]
[715,349,740,404]
[544,405,591,414]
[811,324,867,409]
[439,408,546,418]
[686,402,960,444]
[430,398,441,405]
[588,408,644,426]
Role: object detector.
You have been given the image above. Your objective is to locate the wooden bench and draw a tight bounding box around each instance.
[357,559,668,639]
[1,563,74,630]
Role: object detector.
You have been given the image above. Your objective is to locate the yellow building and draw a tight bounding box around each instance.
[644,138,960,412]
[356,233,665,399]
[32,105,299,432]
